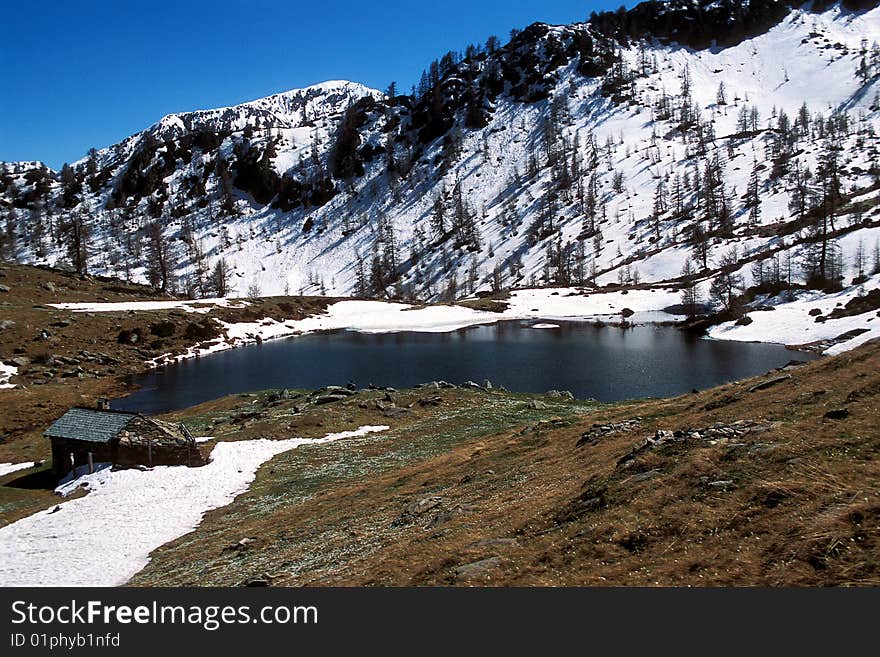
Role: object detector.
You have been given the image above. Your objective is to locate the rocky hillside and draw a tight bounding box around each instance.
[2,0,880,314]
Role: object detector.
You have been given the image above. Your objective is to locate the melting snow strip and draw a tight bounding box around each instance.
[0,425,388,587]
[48,298,249,314]
[0,462,35,478]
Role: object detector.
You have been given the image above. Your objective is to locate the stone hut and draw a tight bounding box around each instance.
[44,403,204,476]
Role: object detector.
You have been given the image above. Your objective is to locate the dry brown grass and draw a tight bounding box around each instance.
[126,340,880,587]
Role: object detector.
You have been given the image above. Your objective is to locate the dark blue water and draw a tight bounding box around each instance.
[116,321,814,414]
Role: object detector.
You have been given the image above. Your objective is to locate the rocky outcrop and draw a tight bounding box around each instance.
[576,417,642,447]
[617,420,776,468]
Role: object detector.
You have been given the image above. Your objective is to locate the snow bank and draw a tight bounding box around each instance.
[0,425,388,587]
[48,297,249,314]
[140,286,684,366]
[0,461,34,478]
[273,287,681,335]
[709,274,880,354]
[501,287,681,322]
[235,299,501,336]
[0,362,16,390]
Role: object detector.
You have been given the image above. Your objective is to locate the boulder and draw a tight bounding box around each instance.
[224,537,259,552]
[650,429,675,445]
[314,394,348,405]
[748,374,791,393]
[629,469,662,483]
[454,557,501,582]
[318,385,356,396]
[383,407,411,417]
[404,497,443,516]
[576,417,642,447]
[420,380,458,389]
[392,496,445,527]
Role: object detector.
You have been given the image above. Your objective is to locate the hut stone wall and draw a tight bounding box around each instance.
[49,415,205,476]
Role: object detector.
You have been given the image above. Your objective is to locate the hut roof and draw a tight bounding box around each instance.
[44,408,140,444]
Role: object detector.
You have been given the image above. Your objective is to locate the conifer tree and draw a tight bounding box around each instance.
[61,211,89,276]
[145,221,172,292]
[709,247,743,311]
[746,159,761,227]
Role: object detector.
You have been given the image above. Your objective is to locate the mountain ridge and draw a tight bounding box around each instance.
[1,0,879,343]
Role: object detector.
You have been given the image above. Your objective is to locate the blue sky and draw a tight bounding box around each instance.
[0,0,625,169]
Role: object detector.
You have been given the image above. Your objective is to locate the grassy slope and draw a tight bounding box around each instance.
[131,341,880,587]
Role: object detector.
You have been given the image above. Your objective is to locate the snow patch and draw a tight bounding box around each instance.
[0,362,16,390]
[708,274,880,354]
[0,425,389,587]
[48,298,250,314]
[0,461,35,478]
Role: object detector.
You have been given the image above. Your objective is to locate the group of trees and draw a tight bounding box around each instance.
[680,232,880,321]
[542,238,595,287]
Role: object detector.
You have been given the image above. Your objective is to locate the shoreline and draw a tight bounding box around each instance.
[49,279,879,377]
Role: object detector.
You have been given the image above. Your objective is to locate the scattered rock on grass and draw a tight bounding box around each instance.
[454,557,501,582]
[576,417,642,447]
[748,374,791,393]
[314,394,348,405]
[392,496,445,527]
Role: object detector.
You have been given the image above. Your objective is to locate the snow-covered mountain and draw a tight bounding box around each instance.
[2,0,880,308]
